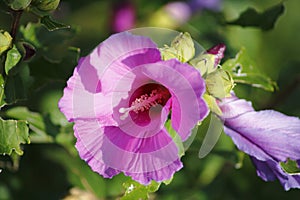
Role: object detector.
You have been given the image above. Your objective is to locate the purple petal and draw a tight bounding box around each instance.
[74,120,182,184]
[59,32,161,122]
[206,43,226,66]
[219,95,300,189]
[251,157,300,191]
[137,59,209,141]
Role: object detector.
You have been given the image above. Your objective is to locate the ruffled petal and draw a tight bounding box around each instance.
[135,59,208,141]
[74,120,182,184]
[90,32,161,94]
[251,157,300,191]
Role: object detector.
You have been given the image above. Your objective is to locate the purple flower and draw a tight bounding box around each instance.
[218,95,300,190]
[206,43,226,66]
[111,1,136,33]
[59,32,208,184]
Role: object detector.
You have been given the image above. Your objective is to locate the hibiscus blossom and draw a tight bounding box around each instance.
[59,32,208,184]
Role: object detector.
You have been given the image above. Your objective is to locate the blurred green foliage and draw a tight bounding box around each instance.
[0,0,299,199]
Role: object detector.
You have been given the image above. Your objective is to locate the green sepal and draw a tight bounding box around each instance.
[203,93,222,116]
[160,32,195,62]
[205,68,235,99]
[189,53,216,77]
[280,159,300,175]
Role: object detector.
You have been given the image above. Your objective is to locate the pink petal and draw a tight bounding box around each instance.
[74,120,182,184]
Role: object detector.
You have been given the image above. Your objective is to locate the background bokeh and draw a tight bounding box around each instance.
[0,0,299,199]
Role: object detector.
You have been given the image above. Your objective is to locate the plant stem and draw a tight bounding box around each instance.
[10,10,23,40]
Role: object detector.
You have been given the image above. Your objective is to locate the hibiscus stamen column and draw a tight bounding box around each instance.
[119,83,171,120]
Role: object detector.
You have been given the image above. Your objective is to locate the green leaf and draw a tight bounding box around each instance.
[40,15,70,31]
[160,32,195,62]
[227,3,285,31]
[280,159,300,175]
[4,0,31,10]
[222,47,277,91]
[4,64,33,104]
[5,107,54,143]
[121,179,160,200]
[0,118,30,156]
[4,45,22,75]
[0,31,12,56]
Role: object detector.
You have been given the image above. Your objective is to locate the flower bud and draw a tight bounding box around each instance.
[0,31,13,56]
[205,68,235,99]
[31,0,60,12]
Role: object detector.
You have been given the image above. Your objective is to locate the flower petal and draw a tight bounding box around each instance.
[90,32,161,94]
[74,120,182,184]
[59,32,161,122]
[138,59,208,141]
[251,157,300,191]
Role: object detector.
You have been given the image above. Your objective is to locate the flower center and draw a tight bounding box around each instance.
[119,84,171,120]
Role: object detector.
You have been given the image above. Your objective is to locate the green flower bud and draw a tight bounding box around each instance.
[189,53,216,77]
[4,0,32,10]
[160,32,195,62]
[0,31,13,56]
[205,68,235,99]
[32,0,60,12]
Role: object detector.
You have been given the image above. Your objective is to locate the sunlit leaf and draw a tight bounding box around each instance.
[280,159,300,175]
[4,45,22,75]
[222,47,277,91]
[121,179,160,200]
[0,118,29,156]
[41,15,70,31]
[227,3,285,31]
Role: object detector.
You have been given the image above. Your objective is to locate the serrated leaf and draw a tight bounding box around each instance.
[227,3,284,31]
[280,159,300,175]
[4,64,33,104]
[222,47,277,91]
[0,118,30,156]
[4,0,31,10]
[121,179,160,200]
[41,15,70,31]
[5,45,22,75]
